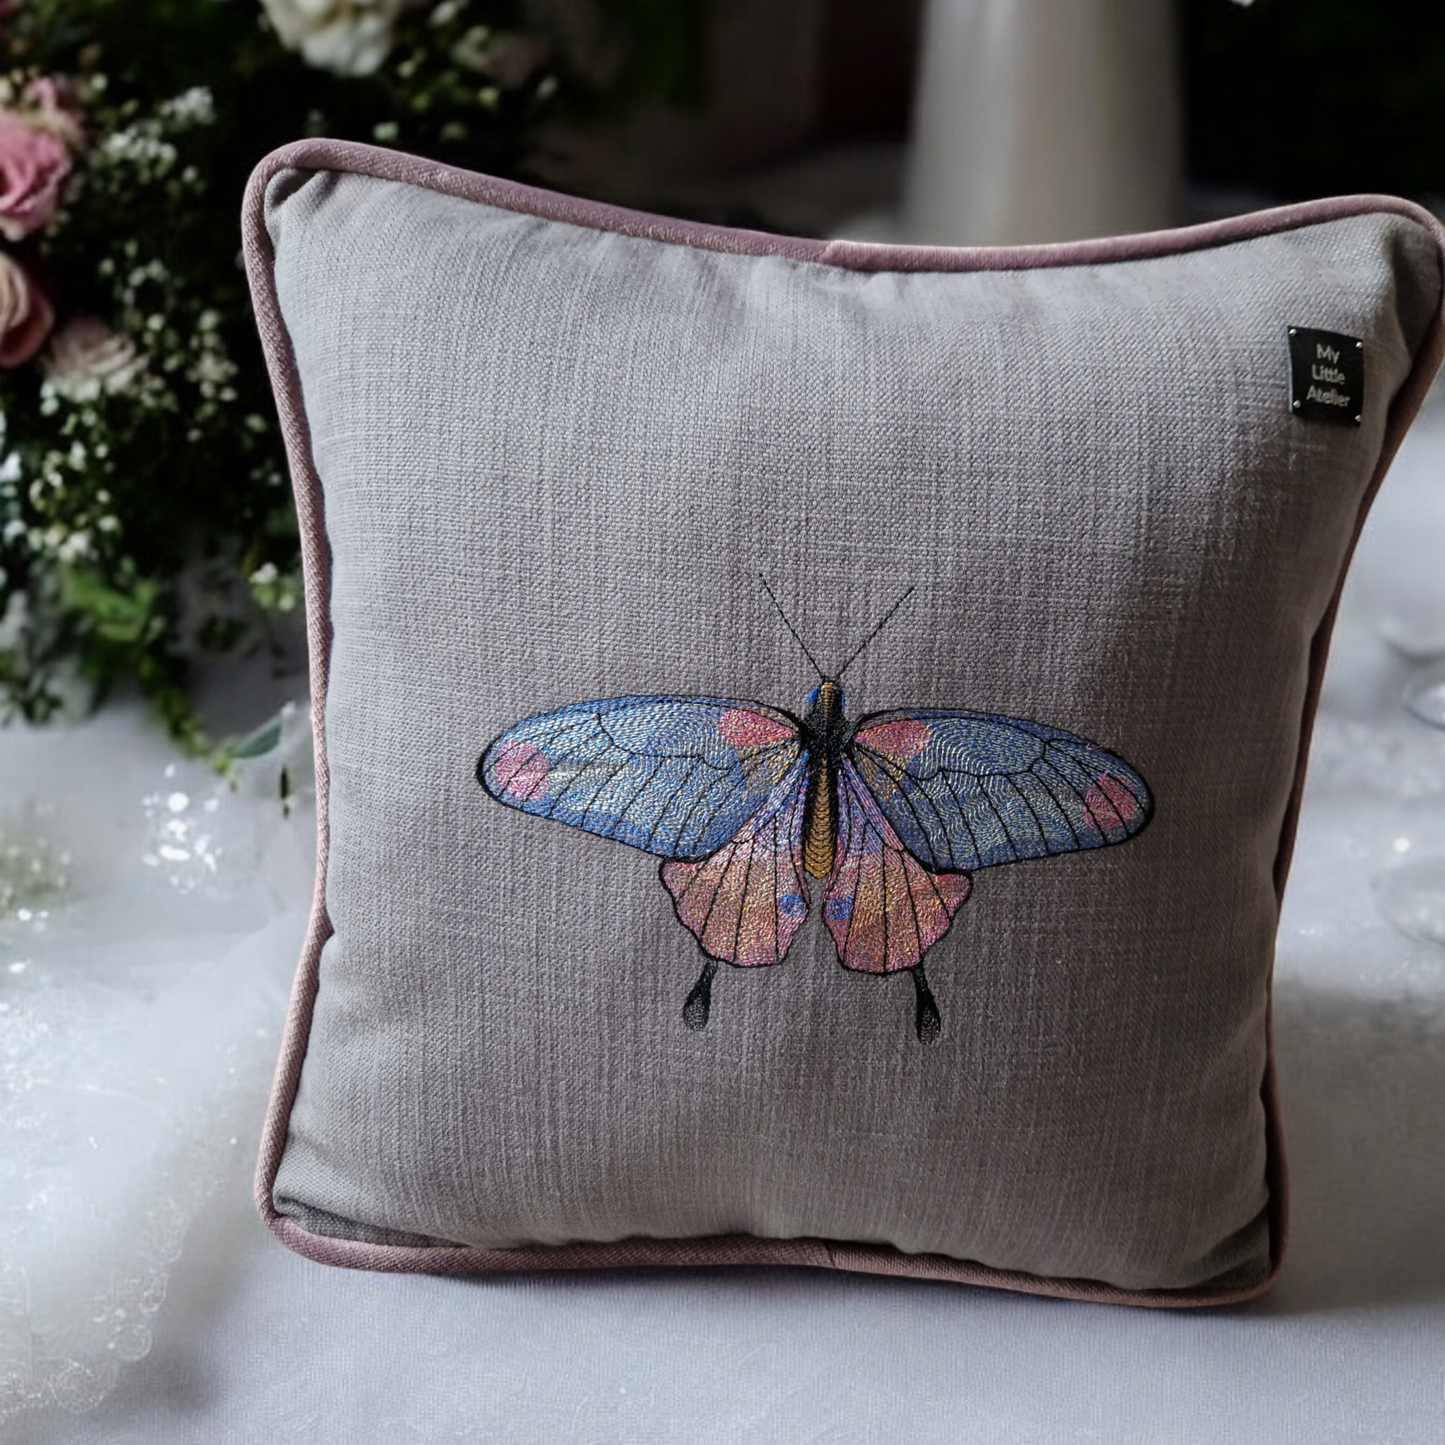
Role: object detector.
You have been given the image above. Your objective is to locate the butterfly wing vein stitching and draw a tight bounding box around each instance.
[479,697,803,862]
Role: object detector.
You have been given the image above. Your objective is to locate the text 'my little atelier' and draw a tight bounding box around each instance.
[1289,325,1364,426]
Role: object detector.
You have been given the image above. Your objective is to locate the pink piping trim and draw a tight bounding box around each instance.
[243,138,1445,1307]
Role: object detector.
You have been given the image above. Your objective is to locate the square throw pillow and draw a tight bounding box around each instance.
[245,139,1444,1306]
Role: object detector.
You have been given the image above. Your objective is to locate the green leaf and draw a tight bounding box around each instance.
[232,718,283,760]
[59,567,163,645]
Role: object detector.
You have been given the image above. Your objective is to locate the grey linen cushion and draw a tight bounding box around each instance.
[245,139,1445,1305]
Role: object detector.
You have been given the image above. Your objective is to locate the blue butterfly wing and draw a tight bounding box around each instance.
[478,696,804,862]
[847,710,1152,872]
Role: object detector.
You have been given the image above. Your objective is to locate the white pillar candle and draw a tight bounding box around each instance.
[903,0,1181,244]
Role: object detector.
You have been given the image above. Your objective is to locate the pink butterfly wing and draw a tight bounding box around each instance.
[822,758,972,974]
[660,759,811,968]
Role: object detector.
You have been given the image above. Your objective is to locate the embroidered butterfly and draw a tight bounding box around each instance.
[477,583,1152,1043]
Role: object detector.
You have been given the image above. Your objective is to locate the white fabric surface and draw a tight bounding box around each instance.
[5,401,1445,1442]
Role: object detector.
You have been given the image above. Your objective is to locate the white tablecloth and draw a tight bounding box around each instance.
[7,404,1445,1443]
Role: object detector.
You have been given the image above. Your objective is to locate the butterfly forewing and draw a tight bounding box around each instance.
[849,709,1152,873]
[479,696,803,861]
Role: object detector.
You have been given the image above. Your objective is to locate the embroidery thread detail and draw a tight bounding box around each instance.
[477,585,1153,1043]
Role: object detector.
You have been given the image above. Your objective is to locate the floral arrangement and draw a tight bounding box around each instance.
[0,0,691,750]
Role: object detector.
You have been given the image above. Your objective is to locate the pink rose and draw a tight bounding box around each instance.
[43,315,146,397]
[0,250,53,366]
[0,95,74,242]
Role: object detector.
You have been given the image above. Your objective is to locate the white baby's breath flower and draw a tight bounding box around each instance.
[56,530,92,564]
[42,318,148,403]
[248,561,301,613]
[192,351,237,386]
[100,126,179,175]
[259,0,414,77]
[158,87,216,127]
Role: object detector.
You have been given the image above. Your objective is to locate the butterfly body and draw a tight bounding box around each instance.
[800,679,847,879]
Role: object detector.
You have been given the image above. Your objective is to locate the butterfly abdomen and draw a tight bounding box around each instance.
[802,757,836,878]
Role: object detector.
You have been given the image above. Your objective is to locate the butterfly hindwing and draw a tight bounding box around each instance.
[822,758,972,975]
[478,696,803,862]
[661,759,811,967]
[849,710,1152,873]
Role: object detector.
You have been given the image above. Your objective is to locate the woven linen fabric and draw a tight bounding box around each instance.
[246,140,1445,1305]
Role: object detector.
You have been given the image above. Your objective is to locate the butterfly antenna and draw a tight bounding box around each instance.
[758,574,825,682]
[837,586,916,679]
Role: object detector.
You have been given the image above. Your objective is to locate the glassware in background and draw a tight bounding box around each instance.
[139,700,313,895]
[0,700,315,1420]
[1347,377,1445,947]
[1403,659,1445,730]
[1372,656,1445,947]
